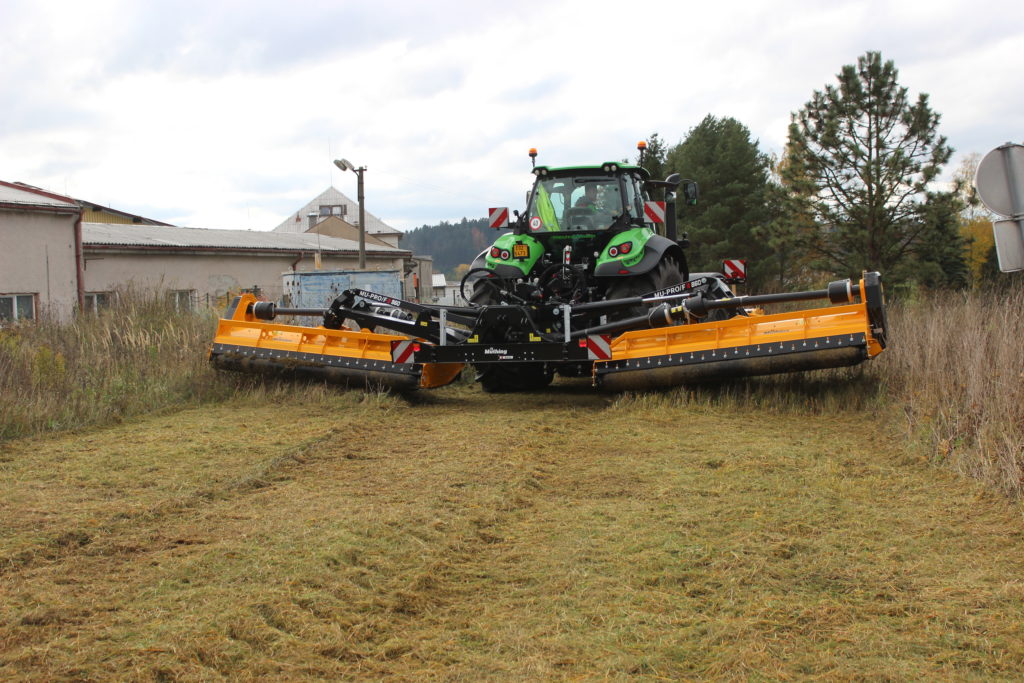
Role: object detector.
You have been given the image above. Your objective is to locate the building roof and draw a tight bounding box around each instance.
[306,215,397,248]
[76,198,174,225]
[273,187,401,236]
[83,222,410,255]
[0,181,79,211]
[431,274,447,288]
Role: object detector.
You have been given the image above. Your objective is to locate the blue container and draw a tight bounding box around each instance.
[282,270,403,324]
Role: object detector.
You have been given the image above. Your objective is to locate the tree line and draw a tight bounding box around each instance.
[405,51,1005,291]
[401,217,508,279]
[642,51,1001,292]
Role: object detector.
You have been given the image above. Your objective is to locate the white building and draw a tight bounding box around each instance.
[431,273,466,305]
[272,187,403,248]
[1,179,438,319]
[0,181,83,322]
[82,223,411,309]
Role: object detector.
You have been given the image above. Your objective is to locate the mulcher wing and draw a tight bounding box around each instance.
[209,273,888,392]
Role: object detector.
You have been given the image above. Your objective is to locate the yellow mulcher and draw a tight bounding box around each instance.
[210,148,888,392]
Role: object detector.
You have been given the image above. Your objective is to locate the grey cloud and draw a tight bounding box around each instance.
[500,76,568,103]
[27,157,95,179]
[237,171,323,197]
[0,99,100,135]
[399,65,467,99]
[93,0,537,79]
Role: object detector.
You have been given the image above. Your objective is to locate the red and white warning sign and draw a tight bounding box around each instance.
[644,200,666,224]
[586,334,613,361]
[391,340,417,364]
[488,207,509,229]
[722,259,747,282]
[529,216,543,231]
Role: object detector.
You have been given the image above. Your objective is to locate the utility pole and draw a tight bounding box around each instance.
[334,158,367,269]
[356,165,365,270]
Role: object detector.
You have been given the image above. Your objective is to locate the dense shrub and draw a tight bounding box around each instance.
[0,291,240,440]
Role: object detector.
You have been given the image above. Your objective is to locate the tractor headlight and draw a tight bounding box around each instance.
[609,242,632,258]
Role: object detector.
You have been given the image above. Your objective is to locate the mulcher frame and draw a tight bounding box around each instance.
[209,273,887,392]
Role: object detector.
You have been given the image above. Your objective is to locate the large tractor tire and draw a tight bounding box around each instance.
[470,279,554,393]
[605,256,684,320]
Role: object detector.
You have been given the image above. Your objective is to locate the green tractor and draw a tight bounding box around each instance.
[463,145,728,392]
[212,145,887,393]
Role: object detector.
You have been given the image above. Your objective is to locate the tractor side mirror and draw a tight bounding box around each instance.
[664,173,681,187]
[682,181,699,206]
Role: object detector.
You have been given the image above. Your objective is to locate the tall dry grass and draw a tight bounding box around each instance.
[881,282,1024,498]
[0,291,245,440]
[2,282,1022,498]
[615,280,1024,498]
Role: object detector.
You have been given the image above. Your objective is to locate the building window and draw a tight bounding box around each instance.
[83,290,114,313]
[83,292,113,313]
[319,204,347,217]
[0,294,35,322]
[169,290,196,312]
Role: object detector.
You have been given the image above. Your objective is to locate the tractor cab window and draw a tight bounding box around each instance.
[623,174,642,220]
[528,176,623,232]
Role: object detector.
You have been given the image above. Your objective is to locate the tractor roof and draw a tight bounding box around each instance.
[533,163,650,180]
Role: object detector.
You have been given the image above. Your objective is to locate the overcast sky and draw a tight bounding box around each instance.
[2,0,1021,231]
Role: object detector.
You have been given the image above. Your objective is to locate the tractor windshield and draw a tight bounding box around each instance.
[527,176,624,232]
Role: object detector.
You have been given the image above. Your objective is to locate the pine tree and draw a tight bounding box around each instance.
[783,51,962,283]
[755,152,821,289]
[901,191,970,288]
[665,115,774,289]
[637,132,670,181]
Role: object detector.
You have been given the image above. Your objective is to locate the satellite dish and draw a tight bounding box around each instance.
[975,143,1024,217]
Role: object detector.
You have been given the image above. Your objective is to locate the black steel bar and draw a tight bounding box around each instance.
[343,289,479,327]
[323,306,463,345]
[684,281,861,317]
[263,307,328,317]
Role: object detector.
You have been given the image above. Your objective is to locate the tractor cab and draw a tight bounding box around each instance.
[525,164,651,234]
[473,158,686,287]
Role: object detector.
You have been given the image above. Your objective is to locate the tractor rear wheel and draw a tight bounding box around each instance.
[605,256,684,320]
[470,279,554,393]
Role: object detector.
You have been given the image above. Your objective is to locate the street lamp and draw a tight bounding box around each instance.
[333,158,367,270]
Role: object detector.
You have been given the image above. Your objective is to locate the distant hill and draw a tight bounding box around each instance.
[401,217,510,278]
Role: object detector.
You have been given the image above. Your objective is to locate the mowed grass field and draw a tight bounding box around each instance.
[2,379,1024,680]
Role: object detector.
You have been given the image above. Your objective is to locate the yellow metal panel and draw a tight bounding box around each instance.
[420,363,465,388]
[607,302,876,361]
[212,294,405,363]
[213,319,402,362]
[82,209,133,224]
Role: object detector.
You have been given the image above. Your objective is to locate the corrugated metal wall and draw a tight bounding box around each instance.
[282,270,403,308]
